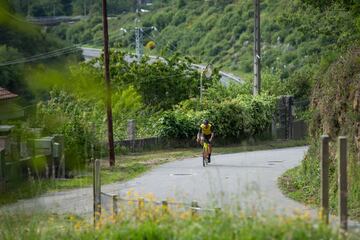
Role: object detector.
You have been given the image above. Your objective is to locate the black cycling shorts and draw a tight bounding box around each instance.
[203,134,212,143]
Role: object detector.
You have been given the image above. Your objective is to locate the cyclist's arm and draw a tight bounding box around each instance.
[209,125,215,142]
[209,133,214,142]
[197,128,202,141]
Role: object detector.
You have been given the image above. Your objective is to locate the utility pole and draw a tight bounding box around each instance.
[135,0,143,59]
[253,0,261,95]
[27,0,31,17]
[84,0,87,16]
[101,0,116,167]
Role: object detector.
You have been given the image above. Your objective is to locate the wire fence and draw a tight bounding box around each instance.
[100,191,219,218]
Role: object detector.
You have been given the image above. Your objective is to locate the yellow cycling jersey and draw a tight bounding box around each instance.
[200,123,213,135]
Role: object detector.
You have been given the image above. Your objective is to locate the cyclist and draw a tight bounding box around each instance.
[197,119,214,162]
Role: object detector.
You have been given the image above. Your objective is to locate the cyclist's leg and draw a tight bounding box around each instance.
[203,143,208,157]
[201,136,207,159]
[203,135,211,162]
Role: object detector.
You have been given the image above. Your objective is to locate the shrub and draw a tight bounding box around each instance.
[156,94,276,140]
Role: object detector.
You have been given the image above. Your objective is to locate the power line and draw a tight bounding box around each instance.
[0,47,81,67]
[0,29,126,67]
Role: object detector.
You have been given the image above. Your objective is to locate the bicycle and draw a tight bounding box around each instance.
[202,140,210,167]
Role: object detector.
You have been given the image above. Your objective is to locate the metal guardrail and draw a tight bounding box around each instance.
[27,16,86,26]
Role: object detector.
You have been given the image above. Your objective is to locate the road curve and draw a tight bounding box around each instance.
[1,147,312,215]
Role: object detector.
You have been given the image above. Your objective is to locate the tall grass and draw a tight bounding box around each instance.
[279,140,360,220]
[0,201,348,240]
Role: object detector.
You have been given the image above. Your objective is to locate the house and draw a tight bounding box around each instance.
[0,87,24,121]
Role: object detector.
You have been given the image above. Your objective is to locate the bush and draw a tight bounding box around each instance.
[156,94,276,140]
[155,110,206,139]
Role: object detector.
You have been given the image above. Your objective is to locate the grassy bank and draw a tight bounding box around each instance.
[279,142,360,221]
[0,206,348,240]
[0,139,306,206]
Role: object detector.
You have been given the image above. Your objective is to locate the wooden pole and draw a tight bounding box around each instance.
[338,136,348,231]
[320,135,330,224]
[253,0,261,95]
[112,195,118,216]
[191,200,199,217]
[162,200,168,214]
[101,0,116,167]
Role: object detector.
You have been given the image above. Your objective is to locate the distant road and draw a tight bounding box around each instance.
[81,47,244,85]
[27,16,86,26]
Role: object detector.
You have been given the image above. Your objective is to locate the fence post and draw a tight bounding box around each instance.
[52,142,60,179]
[93,159,101,225]
[0,149,4,192]
[162,200,168,214]
[191,200,199,217]
[128,120,136,152]
[338,136,348,231]
[320,135,330,224]
[138,197,145,210]
[54,135,65,178]
[215,207,221,216]
[112,195,118,216]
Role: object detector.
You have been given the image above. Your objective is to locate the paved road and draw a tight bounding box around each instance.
[1,147,312,216]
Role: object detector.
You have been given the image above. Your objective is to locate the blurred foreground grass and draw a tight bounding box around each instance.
[0,204,352,240]
[0,139,306,206]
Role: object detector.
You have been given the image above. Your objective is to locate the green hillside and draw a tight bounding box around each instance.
[51,0,359,99]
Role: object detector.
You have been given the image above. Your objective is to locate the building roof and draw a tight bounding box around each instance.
[0,87,18,100]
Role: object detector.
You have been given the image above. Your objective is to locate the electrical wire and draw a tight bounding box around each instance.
[0,29,126,67]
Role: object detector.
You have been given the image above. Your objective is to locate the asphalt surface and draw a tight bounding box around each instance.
[1,146,312,216]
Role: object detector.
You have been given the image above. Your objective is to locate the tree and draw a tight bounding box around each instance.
[90,50,219,110]
[302,0,360,11]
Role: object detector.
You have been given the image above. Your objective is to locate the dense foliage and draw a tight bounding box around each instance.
[8,0,138,17]
[280,47,360,220]
[102,51,212,110]
[302,0,360,10]
[156,94,275,140]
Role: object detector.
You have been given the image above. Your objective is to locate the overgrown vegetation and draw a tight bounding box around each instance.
[0,206,347,240]
[279,47,360,220]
